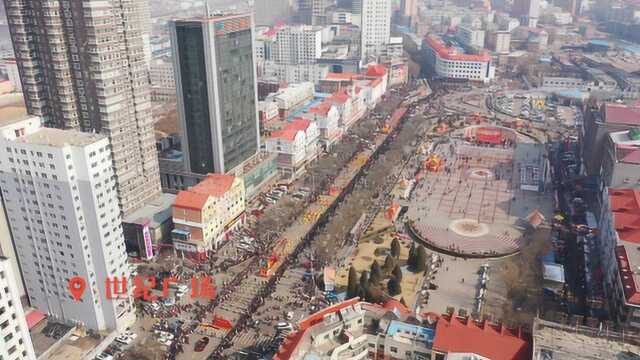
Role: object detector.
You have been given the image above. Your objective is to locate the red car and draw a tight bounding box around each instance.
[194,337,209,352]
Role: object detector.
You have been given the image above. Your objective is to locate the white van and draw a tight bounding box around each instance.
[276,322,293,331]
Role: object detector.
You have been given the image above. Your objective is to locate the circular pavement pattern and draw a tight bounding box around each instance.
[467,168,495,181]
[448,219,490,238]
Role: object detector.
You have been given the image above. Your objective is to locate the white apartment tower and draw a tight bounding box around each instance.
[0,128,135,331]
[3,0,162,216]
[0,257,36,360]
[361,0,392,60]
[273,25,323,65]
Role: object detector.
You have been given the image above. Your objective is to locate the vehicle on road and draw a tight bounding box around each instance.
[115,335,133,345]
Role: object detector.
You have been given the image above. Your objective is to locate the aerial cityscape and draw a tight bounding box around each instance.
[0,0,639,359]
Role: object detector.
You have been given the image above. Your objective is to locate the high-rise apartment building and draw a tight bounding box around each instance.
[511,0,541,27]
[0,114,44,300]
[400,0,418,18]
[361,0,392,60]
[0,257,36,360]
[273,25,323,65]
[171,14,260,175]
[352,0,363,14]
[3,0,162,216]
[0,127,134,331]
[297,0,330,25]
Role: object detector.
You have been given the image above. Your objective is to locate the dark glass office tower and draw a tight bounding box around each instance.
[171,14,260,174]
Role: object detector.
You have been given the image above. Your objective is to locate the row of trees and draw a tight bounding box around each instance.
[346,240,429,301]
[346,260,402,302]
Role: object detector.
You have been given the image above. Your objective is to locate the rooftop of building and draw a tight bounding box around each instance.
[174,173,237,210]
[17,128,107,147]
[603,103,640,126]
[610,129,640,164]
[123,193,177,227]
[174,12,251,24]
[270,118,313,141]
[29,320,105,359]
[275,298,532,360]
[608,188,640,306]
[432,314,531,360]
[424,35,491,62]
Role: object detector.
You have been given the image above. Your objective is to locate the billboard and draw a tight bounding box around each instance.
[142,222,154,260]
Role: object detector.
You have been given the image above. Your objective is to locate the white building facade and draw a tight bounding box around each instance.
[456,25,486,48]
[273,25,323,64]
[263,62,329,85]
[425,36,495,83]
[0,257,36,360]
[150,58,177,103]
[361,0,392,60]
[0,128,135,331]
[266,119,320,178]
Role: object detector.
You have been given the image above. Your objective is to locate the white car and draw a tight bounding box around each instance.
[156,331,174,340]
[123,331,138,340]
[115,335,133,345]
[96,354,114,360]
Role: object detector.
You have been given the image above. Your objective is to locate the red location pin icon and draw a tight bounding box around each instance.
[68,276,86,302]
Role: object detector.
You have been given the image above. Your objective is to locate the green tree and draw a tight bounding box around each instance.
[391,238,401,258]
[359,270,369,289]
[392,264,403,282]
[370,260,383,284]
[347,266,359,299]
[388,277,402,296]
[365,285,384,303]
[383,254,396,274]
[407,243,417,269]
[414,245,427,272]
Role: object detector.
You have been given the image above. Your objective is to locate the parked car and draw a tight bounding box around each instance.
[115,335,133,345]
[96,354,114,360]
[195,337,210,352]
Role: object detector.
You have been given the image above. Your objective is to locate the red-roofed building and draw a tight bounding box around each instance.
[274,298,531,360]
[584,103,640,177]
[327,86,367,129]
[601,129,640,189]
[266,118,319,179]
[366,64,387,77]
[599,188,640,331]
[172,174,246,258]
[432,315,531,360]
[423,35,494,83]
[305,98,342,147]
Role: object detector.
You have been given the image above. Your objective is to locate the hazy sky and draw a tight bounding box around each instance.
[0,0,255,52]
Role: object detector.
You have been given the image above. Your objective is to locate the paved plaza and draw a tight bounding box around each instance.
[406,128,552,257]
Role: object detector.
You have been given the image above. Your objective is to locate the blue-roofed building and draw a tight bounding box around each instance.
[587,39,611,52]
[386,320,435,348]
[273,300,436,360]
